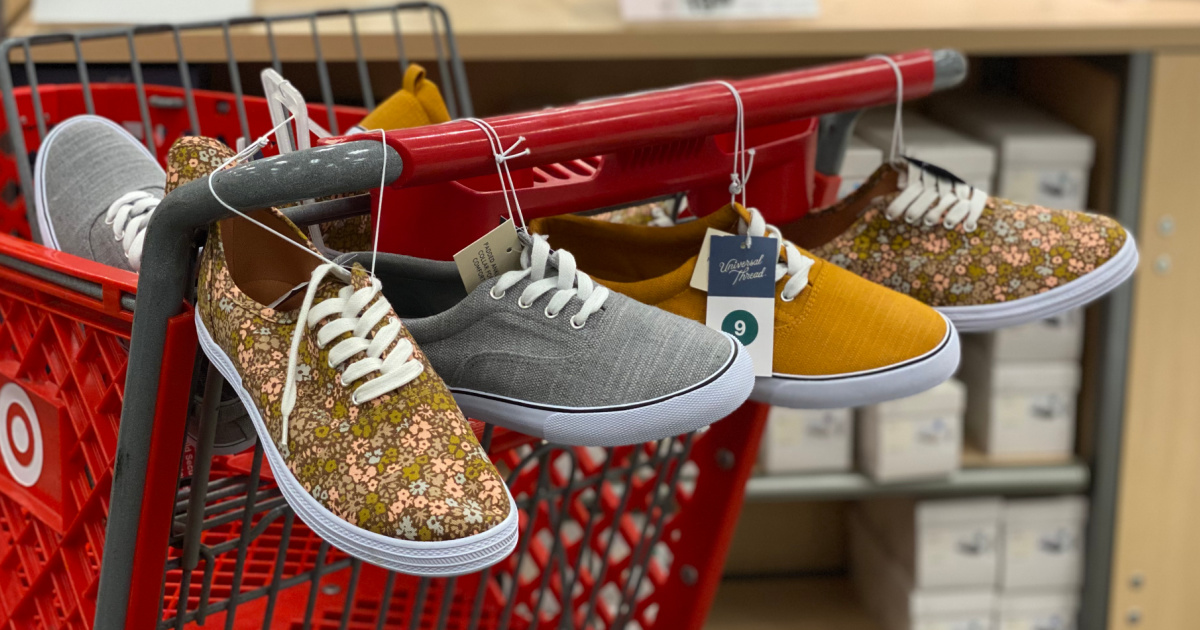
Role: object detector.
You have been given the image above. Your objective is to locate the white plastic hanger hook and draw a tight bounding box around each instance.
[261,68,332,156]
[465,118,531,230]
[868,54,906,163]
[712,80,756,209]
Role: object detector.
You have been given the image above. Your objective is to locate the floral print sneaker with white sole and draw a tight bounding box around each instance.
[185,137,516,576]
[786,159,1138,332]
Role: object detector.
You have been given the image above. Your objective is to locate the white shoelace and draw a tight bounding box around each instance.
[741,207,815,302]
[490,233,609,329]
[280,262,424,455]
[885,160,987,232]
[104,190,160,271]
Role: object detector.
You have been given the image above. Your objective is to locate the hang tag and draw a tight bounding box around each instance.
[706,234,776,376]
[689,227,734,292]
[454,220,524,292]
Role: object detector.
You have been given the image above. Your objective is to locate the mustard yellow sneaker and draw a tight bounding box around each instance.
[530,204,960,409]
[786,159,1138,332]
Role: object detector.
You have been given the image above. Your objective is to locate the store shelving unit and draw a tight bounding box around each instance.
[745,463,1090,501]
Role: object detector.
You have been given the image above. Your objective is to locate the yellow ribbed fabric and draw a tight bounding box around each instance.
[357,64,451,131]
[530,204,948,376]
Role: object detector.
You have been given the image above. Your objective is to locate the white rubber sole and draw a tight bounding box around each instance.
[31,114,159,250]
[751,313,961,409]
[196,315,518,576]
[937,234,1139,333]
[450,334,755,447]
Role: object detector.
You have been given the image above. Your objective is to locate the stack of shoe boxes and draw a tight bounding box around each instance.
[998,496,1087,629]
[851,496,1087,630]
[856,380,967,482]
[759,407,854,473]
[958,312,1084,459]
[851,498,1001,630]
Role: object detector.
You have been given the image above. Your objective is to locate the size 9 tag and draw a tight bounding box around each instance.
[706,234,776,376]
[454,219,524,292]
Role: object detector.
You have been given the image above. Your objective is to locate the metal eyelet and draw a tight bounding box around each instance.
[489,288,505,300]
[544,306,559,319]
[517,297,533,309]
[570,316,586,330]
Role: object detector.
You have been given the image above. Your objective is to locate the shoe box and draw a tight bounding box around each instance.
[759,406,853,473]
[836,136,884,199]
[859,497,1002,589]
[997,592,1079,630]
[851,512,997,630]
[927,93,1096,211]
[858,379,966,482]
[856,108,997,191]
[959,327,1082,458]
[1001,496,1088,590]
[851,496,1086,630]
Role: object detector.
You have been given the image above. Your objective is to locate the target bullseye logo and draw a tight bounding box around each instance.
[0,383,42,487]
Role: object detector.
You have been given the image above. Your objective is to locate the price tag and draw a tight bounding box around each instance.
[453,219,524,292]
[706,234,776,376]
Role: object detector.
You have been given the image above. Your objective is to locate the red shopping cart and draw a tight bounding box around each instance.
[0,4,965,628]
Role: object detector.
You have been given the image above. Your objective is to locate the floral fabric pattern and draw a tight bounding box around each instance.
[176,137,510,542]
[811,195,1129,307]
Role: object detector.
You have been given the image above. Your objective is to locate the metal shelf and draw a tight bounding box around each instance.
[745,463,1090,502]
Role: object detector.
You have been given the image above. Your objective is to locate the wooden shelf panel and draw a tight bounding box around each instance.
[11,0,1200,62]
[706,577,877,630]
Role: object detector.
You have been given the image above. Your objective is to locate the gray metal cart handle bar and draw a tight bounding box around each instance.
[98,140,400,630]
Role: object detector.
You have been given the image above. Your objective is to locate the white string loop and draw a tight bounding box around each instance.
[867,54,906,162]
[712,80,756,209]
[464,118,530,230]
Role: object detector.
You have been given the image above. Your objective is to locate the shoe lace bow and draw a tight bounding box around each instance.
[280,263,424,455]
[104,191,159,271]
[886,160,987,232]
[490,233,610,329]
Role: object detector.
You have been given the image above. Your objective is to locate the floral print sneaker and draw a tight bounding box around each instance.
[786,159,1139,332]
[184,137,517,575]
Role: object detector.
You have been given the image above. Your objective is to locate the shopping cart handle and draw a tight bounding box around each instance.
[329,49,966,190]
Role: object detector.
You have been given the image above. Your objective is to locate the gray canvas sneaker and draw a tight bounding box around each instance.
[33,115,166,272]
[32,119,256,456]
[338,233,754,447]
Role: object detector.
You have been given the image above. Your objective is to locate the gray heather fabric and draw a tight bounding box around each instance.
[35,115,165,272]
[337,250,733,408]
